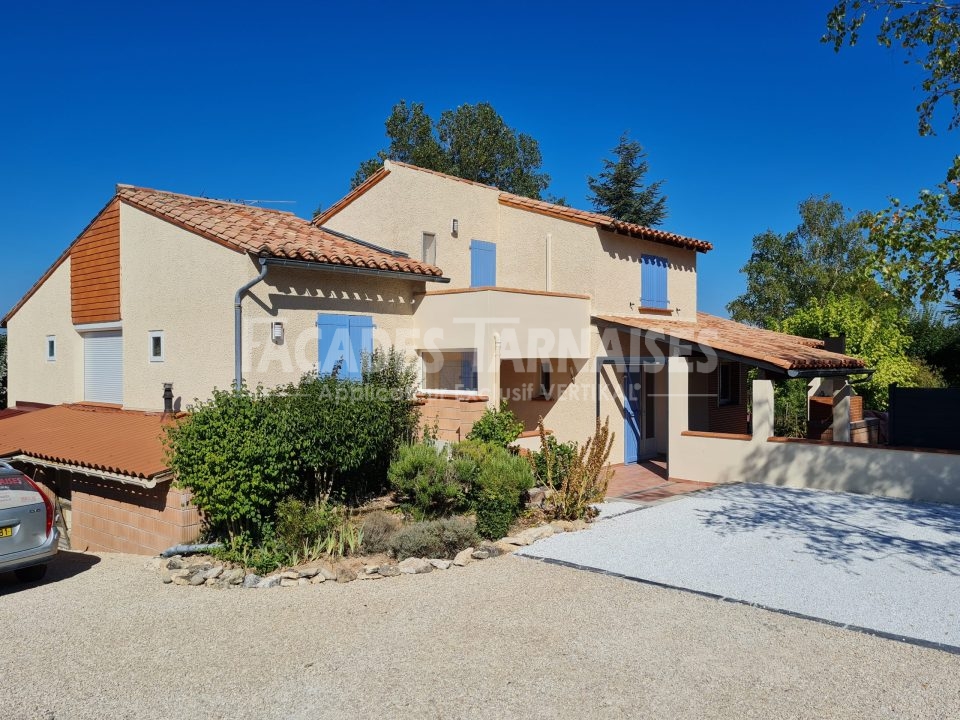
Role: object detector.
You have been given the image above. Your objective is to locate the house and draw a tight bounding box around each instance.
[3,160,956,554]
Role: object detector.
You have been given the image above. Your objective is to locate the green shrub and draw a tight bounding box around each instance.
[275,498,339,552]
[388,443,469,519]
[360,510,403,554]
[528,431,577,490]
[387,517,478,560]
[471,446,534,539]
[212,536,287,576]
[165,385,299,543]
[466,401,524,447]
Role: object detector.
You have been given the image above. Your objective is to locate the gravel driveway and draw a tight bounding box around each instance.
[518,483,960,650]
[2,547,959,719]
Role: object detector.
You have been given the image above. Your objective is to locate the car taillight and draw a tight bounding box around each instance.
[24,474,54,537]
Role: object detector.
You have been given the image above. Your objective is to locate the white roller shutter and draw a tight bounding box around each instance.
[83,331,123,405]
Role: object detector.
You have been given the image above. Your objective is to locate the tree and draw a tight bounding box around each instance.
[727,196,880,327]
[824,2,960,302]
[352,101,550,199]
[778,294,919,409]
[587,132,667,226]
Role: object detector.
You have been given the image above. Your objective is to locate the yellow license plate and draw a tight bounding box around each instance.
[0,527,12,538]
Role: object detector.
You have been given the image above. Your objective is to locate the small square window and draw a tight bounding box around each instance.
[45,336,56,361]
[149,331,165,362]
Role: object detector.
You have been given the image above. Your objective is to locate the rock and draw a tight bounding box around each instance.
[162,568,190,584]
[571,519,590,531]
[202,565,224,580]
[280,571,300,580]
[256,575,282,589]
[297,567,321,579]
[493,541,517,555]
[428,559,451,570]
[398,557,433,574]
[357,572,382,580]
[336,567,358,584]
[364,564,380,575]
[298,578,309,586]
[525,487,547,507]
[171,573,192,586]
[516,524,556,545]
[188,572,207,586]
[165,556,184,570]
[223,568,245,585]
[280,578,299,587]
[453,548,474,566]
[550,520,576,533]
[378,564,401,577]
[310,574,326,584]
[472,543,502,561]
[242,573,261,588]
[318,567,338,582]
[501,536,528,546]
[204,577,226,588]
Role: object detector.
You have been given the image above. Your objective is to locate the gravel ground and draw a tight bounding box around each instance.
[520,484,960,649]
[2,548,959,719]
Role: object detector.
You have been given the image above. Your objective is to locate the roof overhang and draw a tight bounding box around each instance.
[1,454,172,488]
[592,313,872,378]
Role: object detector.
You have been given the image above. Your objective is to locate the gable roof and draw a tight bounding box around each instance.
[116,185,444,276]
[2,185,446,326]
[594,312,867,374]
[315,160,713,253]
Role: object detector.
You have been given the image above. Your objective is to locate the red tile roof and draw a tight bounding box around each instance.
[594,312,867,372]
[0,404,174,481]
[316,161,713,253]
[118,185,445,277]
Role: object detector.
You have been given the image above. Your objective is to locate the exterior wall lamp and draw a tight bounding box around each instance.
[451,219,459,236]
[271,321,284,343]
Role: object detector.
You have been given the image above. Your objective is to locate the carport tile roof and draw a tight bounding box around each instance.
[0,404,173,480]
[594,312,867,372]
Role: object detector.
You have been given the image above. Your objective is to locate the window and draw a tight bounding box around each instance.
[316,314,373,381]
[45,335,56,361]
[148,331,165,362]
[640,254,669,309]
[718,362,739,406]
[422,232,437,265]
[538,360,552,399]
[470,240,496,287]
[421,350,478,393]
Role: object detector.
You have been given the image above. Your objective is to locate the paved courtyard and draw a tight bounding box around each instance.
[518,483,960,650]
[1,549,959,719]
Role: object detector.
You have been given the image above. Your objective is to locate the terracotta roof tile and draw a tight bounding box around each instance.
[315,160,712,253]
[0,404,173,480]
[594,312,867,372]
[116,184,444,278]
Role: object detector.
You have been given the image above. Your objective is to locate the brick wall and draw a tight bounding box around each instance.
[417,393,489,443]
[70,477,200,555]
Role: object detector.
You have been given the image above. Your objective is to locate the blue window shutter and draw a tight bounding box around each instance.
[347,315,374,380]
[317,314,350,376]
[641,255,669,309]
[470,240,496,287]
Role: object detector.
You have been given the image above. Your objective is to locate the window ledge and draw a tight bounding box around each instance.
[416,390,489,403]
[637,306,674,315]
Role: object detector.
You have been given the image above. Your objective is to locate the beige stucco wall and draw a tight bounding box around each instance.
[323,161,700,320]
[668,368,960,505]
[6,257,83,406]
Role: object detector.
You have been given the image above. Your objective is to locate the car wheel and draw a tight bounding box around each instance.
[14,564,47,582]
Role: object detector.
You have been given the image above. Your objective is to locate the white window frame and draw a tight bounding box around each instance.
[148,331,165,363]
[45,335,56,362]
[422,232,437,265]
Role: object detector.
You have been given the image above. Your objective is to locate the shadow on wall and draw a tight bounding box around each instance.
[732,437,960,504]
[695,483,960,576]
[598,232,695,275]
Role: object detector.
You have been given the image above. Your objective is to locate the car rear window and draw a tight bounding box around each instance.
[0,473,41,510]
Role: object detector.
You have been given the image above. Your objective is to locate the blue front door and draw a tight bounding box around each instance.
[623,369,642,464]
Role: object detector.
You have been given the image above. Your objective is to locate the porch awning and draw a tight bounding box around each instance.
[593,312,868,377]
[0,404,175,487]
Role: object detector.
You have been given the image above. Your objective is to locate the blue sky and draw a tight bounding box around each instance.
[0,0,954,319]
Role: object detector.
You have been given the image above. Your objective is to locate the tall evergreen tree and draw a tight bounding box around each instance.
[587,132,667,226]
[351,101,550,199]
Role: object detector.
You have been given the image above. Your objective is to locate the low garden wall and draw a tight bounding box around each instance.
[416,392,489,442]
